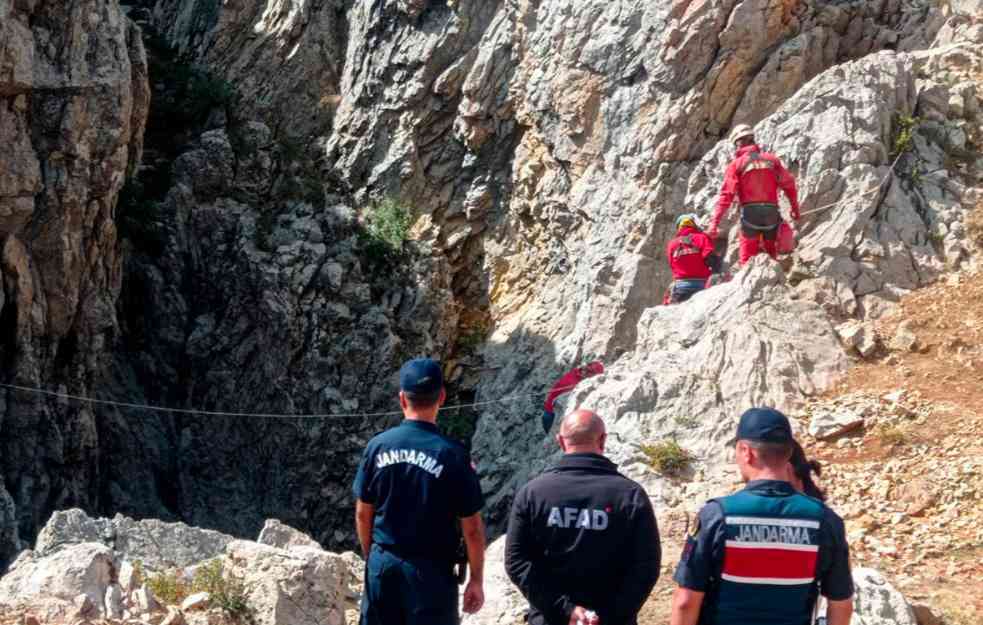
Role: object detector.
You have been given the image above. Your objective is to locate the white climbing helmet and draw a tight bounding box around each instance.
[729,124,755,145]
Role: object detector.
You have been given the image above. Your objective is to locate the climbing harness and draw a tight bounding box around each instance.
[740,202,782,239]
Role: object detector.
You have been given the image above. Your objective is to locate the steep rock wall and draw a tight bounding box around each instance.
[2,0,980,567]
[125,0,981,543]
[470,8,983,528]
[0,0,150,570]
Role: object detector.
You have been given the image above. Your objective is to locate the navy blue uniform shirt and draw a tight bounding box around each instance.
[674,480,853,625]
[353,420,484,564]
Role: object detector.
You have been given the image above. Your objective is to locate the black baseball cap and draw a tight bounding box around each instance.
[399,358,443,399]
[737,407,793,444]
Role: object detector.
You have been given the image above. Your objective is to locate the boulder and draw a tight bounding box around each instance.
[34,510,114,557]
[35,509,234,571]
[119,560,141,593]
[72,593,97,619]
[851,568,918,625]
[223,540,362,625]
[894,478,938,517]
[910,603,943,625]
[0,542,114,618]
[111,515,234,572]
[257,519,322,551]
[890,321,920,353]
[808,410,866,440]
[105,583,124,619]
[181,592,210,612]
[133,585,161,613]
[161,606,186,625]
[836,321,881,358]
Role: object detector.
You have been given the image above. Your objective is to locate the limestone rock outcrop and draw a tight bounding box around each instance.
[851,568,919,625]
[34,509,233,570]
[109,116,460,548]
[474,259,850,523]
[112,1,980,553]
[0,0,149,570]
[225,540,359,625]
[1,0,981,584]
[0,542,114,619]
[257,519,322,551]
[0,511,363,625]
[472,23,983,527]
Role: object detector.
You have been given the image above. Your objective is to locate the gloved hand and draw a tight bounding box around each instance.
[541,410,556,434]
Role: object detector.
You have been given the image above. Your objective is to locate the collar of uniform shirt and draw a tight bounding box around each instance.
[552,453,618,472]
[400,419,439,431]
[744,479,797,494]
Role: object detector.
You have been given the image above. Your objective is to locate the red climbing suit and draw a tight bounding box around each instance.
[667,226,715,281]
[544,362,605,414]
[709,144,800,264]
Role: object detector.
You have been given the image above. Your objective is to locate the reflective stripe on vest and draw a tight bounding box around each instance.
[739,151,781,183]
[708,489,825,625]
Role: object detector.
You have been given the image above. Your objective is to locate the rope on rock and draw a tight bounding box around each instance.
[0,380,583,420]
[797,151,906,218]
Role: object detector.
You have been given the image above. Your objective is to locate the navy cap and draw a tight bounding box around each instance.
[399,358,444,398]
[737,407,793,444]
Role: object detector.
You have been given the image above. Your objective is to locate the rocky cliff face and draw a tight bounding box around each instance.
[470,1,983,529]
[1,0,981,576]
[0,0,149,569]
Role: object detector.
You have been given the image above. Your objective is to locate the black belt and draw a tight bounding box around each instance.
[741,203,780,231]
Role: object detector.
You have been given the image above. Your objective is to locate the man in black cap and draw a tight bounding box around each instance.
[670,407,854,625]
[506,409,661,625]
[353,358,486,624]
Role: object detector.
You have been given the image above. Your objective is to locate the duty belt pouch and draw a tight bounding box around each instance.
[741,203,780,240]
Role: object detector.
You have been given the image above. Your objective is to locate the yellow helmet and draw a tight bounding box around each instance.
[675,213,699,231]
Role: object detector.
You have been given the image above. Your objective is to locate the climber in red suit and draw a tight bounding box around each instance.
[708,124,800,264]
[666,214,720,304]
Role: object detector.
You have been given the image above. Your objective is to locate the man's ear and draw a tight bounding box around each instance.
[399,391,408,411]
[556,434,566,452]
[598,432,607,453]
[735,440,749,464]
[437,387,447,407]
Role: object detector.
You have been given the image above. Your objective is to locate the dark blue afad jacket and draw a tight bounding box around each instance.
[674,480,853,625]
[505,454,661,625]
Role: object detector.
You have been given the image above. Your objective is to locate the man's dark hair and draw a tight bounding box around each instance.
[405,392,441,410]
[744,440,793,467]
[790,441,826,501]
